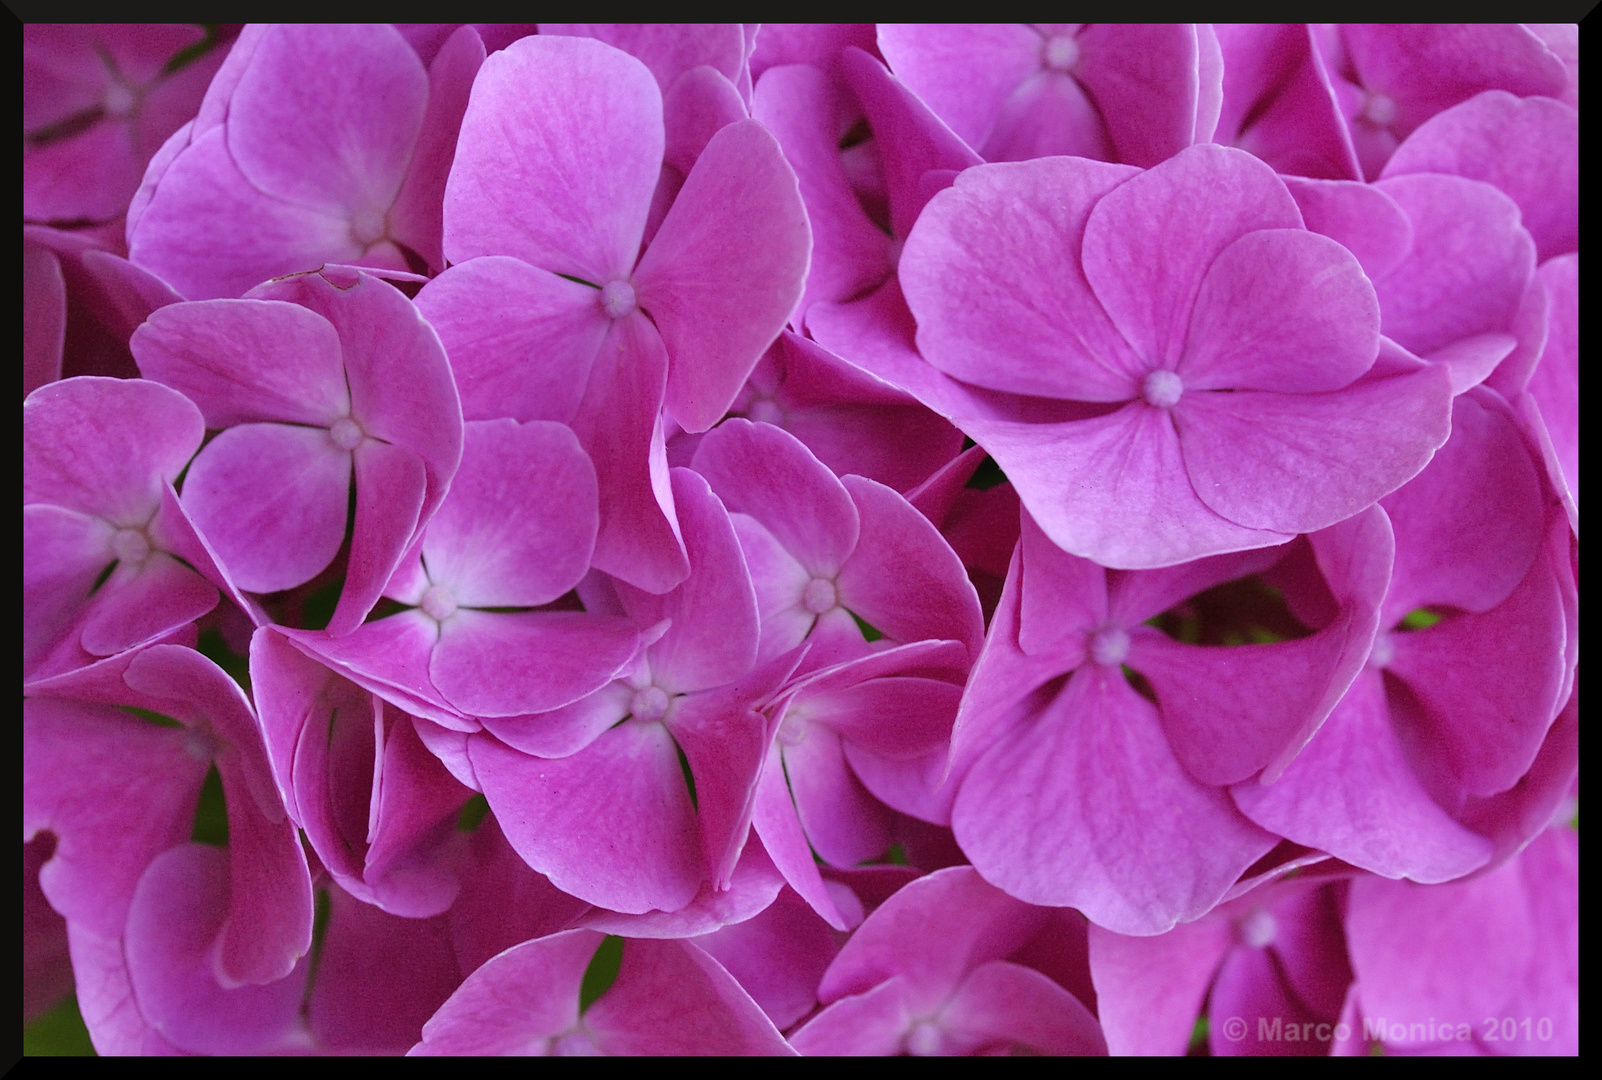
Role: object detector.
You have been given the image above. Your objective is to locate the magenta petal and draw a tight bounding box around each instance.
[786,724,893,868]
[432,610,639,719]
[1179,229,1378,393]
[943,960,1106,1055]
[691,883,844,1030]
[278,614,469,731]
[581,836,785,940]
[729,513,816,662]
[571,312,690,594]
[544,24,748,93]
[23,238,65,396]
[24,697,205,938]
[1524,254,1577,502]
[982,70,1112,163]
[362,706,473,917]
[79,553,218,658]
[123,845,307,1055]
[1371,173,1535,357]
[753,750,853,930]
[1088,917,1235,1055]
[968,405,1290,570]
[662,65,747,175]
[24,376,204,524]
[751,63,893,318]
[790,975,922,1055]
[953,665,1277,935]
[472,724,702,914]
[480,681,633,759]
[415,257,610,425]
[803,677,960,759]
[636,119,809,433]
[874,24,1041,151]
[900,155,1144,401]
[444,34,662,282]
[693,418,860,576]
[1232,670,1492,882]
[1081,144,1301,366]
[410,929,596,1055]
[180,422,352,594]
[326,439,427,638]
[1104,545,1286,630]
[1176,366,1453,534]
[421,419,597,608]
[1282,176,1413,280]
[23,505,113,669]
[1381,389,1545,621]
[1073,24,1208,167]
[1383,90,1576,262]
[584,939,794,1056]
[132,298,350,428]
[1017,510,1105,658]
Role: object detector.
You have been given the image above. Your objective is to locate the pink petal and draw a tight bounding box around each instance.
[952,664,1277,935]
[692,884,844,1030]
[479,681,633,760]
[1074,24,1206,166]
[179,422,352,594]
[965,405,1291,569]
[1282,176,1413,279]
[471,723,703,914]
[23,238,65,396]
[874,24,1041,150]
[836,473,984,660]
[421,419,597,608]
[431,609,640,719]
[692,417,860,576]
[668,685,780,890]
[662,65,747,176]
[1016,509,1106,658]
[544,24,748,92]
[900,155,1145,401]
[570,312,690,594]
[1371,173,1535,357]
[980,70,1112,163]
[581,834,786,940]
[802,677,960,759]
[729,512,816,663]
[132,298,350,427]
[447,816,593,975]
[1179,229,1378,393]
[790,975,923,1055]
[409,929,596,1055]
[1175,365,1453,534]
[786,724,894,868]
[414,257,609,425]
[942,960,1106,1055]
[79,552,218,658]
[123,845,307,1055]
[584,939,794,1056]
[444,34,662,282]
[326,439,427,637]
[277,615,470,732]
[1523,254,1577,502]
[844,744,956,825]
[1088,917,1235,1056]
[24,376,204,524]
[23,504,113,670]
[635,119,809,433]
[389,25,487,274]
[1081,144,1302,367]
[753,750,855,931]
[1216,24,1360,181]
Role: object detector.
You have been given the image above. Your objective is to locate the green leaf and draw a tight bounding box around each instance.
[578,936,625,1014]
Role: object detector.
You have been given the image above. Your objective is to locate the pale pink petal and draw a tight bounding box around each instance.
[580,836,785,940]
[277,615,470,732]
[443,34,662,282]
[729,512,816,663]
[1175,365,1453,534]
[1016,509,1106,657]
[1232,670,1493,883]
[131,298,350,427]
[1088,917,1235,1056]
[1282,175,1413,279]
[179,422,352,594]
[410,929,595,1056]
[470,724,702,914]
[900,155,1145,401]
[941,960,1106,1055]
[431,609,639,719]
[79,552,218,658]
[635,119,809,433]
[1081,144,1301,366]
[875,24,1042,150]
[362,704,473,917]
[790,975,922,1055]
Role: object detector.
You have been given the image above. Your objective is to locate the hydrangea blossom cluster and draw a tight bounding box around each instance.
[24,23,1577,1057]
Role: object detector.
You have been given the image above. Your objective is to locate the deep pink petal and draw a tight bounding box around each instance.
[692,884,844,1030]
[692,417,860,577]
[447,816,593,975]
[635,119,809,433]
[662,65,747,175]
[24,376,204,524]
[415,257,608,425]
[180,422,351,594]
[131,298,350,427]
[753,749,855,931]
[790,975,923,1055]
[1522,255,1577,503]
[410,928,595,1055]
[1016,509,1106,658]
[23,238,65,396]
[941,960,1106,1055]
[1282,176,1412,279]
[1234,670,1494,883]
[1074,23,1205,166]
[79,553,218,658]
[23,504,113,670]
[1087,917,1234,1055]
[967,405,1291,570]
[585,939,794,1056]
[544,24,748,92]
[571,311,690,594]
[581,835,785,940]
[900,155,1144,401]
[1176,365,1453,534]
[836,473,984,661]
[845,744,956,826]
[1371,173,1535,357]
[875,25,1041,151]
[471,724,703,914]
[326,439,428,637]
[277,615,470,731]
[953,665,1277,935]
[981,70,1111,163]
[786,724,893,868]
[801,677,960,759]
[432,609,639,719]
[1081,144,1301,367]
[479,681,633,760]
[444,34,661,282]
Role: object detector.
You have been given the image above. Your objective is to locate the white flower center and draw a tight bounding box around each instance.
[350,207,388,247]
[905,1019,944,1056]
[1143,369,1183,409]
[630,685,670,724]
[1367,630,1395,670]
[329,416,364,451]
[113,527,152,566]
[1237,906,1278,949]
[1361,91,1397,127]
[802,577,838,615]
[420,584,459,622]
[601,279,637,319]
[1042,34,1080,73]
[1090,626,1131,667]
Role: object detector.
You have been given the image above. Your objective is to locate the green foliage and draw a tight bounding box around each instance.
[191,764,229,846]
[850,611,885,642]
[24,995,95,1057]
[457,793,491,832]
[579,936,625,1014]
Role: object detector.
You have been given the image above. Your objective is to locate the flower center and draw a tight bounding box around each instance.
[329,416,364,451]
[1142,369,1183,409]
[112,527,151,566]
[1367,630,1395,670]
[601,279,637,319]
[350,207,388,247]
[905,1019,944,1056]
[802,577,838,615]
[778,711,808,747]
[746,398,784,426]
[630,685,670,724]
[102,80,137,119]
[1089,626,1130,666]
[1042,34,1080,73]
[420,584,458,622]
[551,1031,600,1056]
[1361,91,1397,127]
[1237,906,1278,949]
